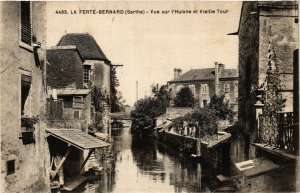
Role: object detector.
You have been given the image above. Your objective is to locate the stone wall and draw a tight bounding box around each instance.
[258,5,298,112]
[0,2,50,192]
[235,1,260,162]
[46,48,84,89]
[85,60,111,94]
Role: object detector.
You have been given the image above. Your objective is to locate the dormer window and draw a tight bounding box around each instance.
[21,1,32,45]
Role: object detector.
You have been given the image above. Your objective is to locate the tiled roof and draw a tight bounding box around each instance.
[46,129,110,150]
[57,33,110,62]
[170,68,238,82]
[47,46,84,63]
[46,46,84,88]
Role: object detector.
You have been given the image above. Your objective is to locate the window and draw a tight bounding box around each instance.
[21,1,32,45]
[234,83,238,98]
[74,110,81,119]
[7,160,15,175]
[203,100,208,107]
[83,65,91,84]
[63,96,73,108]
[201,84,209,94]
[176,85,183,93]
[189,85,195,96]
[73,96,83,109]
[21,74,31,116]
[224,83,230,93]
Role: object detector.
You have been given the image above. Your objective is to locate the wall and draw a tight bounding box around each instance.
[85,60,111,94]
[258,5,298,112]
[233,1,298,181]
[234,1,260,162]
[0,2,50,192]
[46,48,84,89]
[47,94,91,132]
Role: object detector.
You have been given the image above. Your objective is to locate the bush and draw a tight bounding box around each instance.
[174,87,195,107]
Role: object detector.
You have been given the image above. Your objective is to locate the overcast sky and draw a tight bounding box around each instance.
[47,1,242,106]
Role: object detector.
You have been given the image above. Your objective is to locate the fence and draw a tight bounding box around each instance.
[257,112,299,154]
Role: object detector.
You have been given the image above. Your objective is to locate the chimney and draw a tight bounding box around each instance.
[215,62,220,96]
[174,68,179,79]
[178,68,182,77]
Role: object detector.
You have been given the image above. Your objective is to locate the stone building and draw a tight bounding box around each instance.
[168,63,238,111]
[227,1,299,192]
[48,33,112,137]
[0,2,50,192]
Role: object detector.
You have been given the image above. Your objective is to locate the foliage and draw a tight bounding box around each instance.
[261,42,286,114]
[173,95,234,138]
[153,85,172,114]
[110,67,126,113]
[130,85,172,133]
[91,86,108,131]
[209,95,235,120]
[21,116,39,129]
[173,87,195,107]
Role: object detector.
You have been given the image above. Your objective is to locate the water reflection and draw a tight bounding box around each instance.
[83,126,210,193]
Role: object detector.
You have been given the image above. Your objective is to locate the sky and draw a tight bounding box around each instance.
[47,1,242,106]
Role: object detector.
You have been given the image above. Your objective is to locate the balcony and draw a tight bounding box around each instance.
[256,112,299,157]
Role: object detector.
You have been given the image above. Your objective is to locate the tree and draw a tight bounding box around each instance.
[110,67,125,113]
[174,87,195,107]
[90,86,108,132]
[173,94,234,138]
[130,85,172,133]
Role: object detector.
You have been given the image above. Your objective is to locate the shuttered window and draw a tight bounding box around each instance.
[21,2,32,45]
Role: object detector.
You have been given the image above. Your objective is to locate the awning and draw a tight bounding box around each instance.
[46,129,110,150]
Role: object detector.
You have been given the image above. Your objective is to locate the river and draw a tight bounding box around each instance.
[79,125,215,193]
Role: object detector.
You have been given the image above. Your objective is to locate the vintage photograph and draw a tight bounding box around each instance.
[0,1,299,193]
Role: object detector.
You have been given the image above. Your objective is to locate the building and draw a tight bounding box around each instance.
[57,33,111,92]
[228,1,299,192]
[46,88,92,132]
[0,2,49,192]
[168,63,238,111]
[48,33,112,137]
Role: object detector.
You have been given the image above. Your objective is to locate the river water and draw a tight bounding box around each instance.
[80,125,214,193]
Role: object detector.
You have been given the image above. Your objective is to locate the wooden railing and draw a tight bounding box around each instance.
[257,112,299,154]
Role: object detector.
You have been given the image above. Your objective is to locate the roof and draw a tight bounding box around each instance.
[47,46,84,64]
[46,129,110,150]
[169,68,238,83]
[56,88,90,96]
[57,33,110,62]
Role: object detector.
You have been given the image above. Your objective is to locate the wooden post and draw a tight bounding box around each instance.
[80,148,95,173]
[51,144,71,179]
